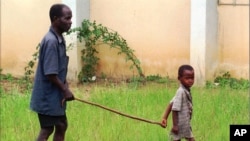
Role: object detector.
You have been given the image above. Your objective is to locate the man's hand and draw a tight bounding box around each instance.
[63,88,74,101]
[61,88,74,107]
[63,81,74,101]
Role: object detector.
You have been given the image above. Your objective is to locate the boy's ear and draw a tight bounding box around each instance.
[177,76,180,80]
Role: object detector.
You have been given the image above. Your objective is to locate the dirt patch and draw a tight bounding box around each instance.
[0,78,31,94]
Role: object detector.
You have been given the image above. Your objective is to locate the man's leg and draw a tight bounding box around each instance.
[36,126,54,141]
[53,116,68,141]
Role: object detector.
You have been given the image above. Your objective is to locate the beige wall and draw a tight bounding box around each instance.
[90,0,249,80]
[1,0,60,77]
[217,5,249,79]
[90,0,191,78]
[1,0,249,81]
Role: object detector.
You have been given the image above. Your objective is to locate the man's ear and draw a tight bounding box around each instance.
[52,16,58,22]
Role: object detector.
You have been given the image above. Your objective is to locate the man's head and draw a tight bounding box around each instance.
[178,65,195,89]
[49,4,72,34]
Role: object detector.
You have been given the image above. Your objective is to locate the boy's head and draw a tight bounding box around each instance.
[49,4,72,33]
[178,65,195,89]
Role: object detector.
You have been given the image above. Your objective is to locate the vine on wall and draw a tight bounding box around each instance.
[25,20,145,83]
[67,20,144,83]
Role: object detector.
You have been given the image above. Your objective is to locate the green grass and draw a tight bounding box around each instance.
[0,82,249,141]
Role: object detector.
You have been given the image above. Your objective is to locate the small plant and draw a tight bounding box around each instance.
[207,72,250,89]
[2,73,14,81]
[67,20,145,83]
[156,77,169,84]
[24,44,40,81]
[0,68,3,81]
[100,72,107,80]
[146,74,162,81]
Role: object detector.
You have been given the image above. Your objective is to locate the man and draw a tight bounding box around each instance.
[30,4,74,141]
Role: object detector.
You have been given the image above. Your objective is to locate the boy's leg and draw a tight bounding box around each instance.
[36,126,54,141]
[186,137,195,141]
[53,116,68,141]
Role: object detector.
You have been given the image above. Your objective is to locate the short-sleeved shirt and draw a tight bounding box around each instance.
[171,84,193,140]
[170,96,176,103]
[30,27,69,116]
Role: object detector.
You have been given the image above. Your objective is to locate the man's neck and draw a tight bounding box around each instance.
[51,26,63,37]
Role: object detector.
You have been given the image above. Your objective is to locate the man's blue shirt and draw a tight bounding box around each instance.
[30,27,69,116]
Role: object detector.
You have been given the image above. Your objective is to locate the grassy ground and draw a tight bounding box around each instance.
[0,81,249,141]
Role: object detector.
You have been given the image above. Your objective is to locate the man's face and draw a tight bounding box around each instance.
[179,70,195,89]
[57,7,72,33]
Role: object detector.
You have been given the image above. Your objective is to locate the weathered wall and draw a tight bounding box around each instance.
[1,0,60,77]
[1,0,249,81]
[90,0,191,79]
[217,3,249,79]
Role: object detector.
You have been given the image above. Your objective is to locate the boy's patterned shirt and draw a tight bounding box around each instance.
[171,84,193,138]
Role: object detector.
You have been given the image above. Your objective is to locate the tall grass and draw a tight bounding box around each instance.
[0,82,248,141]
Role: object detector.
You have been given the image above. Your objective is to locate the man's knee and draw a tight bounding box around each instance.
[55,120,68,132]
[37,127,54,141]
[41,127,54,135]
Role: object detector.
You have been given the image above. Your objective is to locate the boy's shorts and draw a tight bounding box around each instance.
[38,113,67,128]
[169,127,194,140]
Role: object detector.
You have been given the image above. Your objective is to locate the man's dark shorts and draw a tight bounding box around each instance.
[38,113,67,128]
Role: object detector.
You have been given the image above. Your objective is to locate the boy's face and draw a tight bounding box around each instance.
[179,69,195,89]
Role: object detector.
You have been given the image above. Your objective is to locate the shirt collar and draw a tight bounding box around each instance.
[49,27,65,44]
[180,84,191,93]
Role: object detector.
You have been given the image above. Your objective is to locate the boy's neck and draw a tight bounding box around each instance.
[180,84,191,92]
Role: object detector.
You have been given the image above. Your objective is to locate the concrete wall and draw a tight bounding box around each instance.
[1,0,249,82]
[90,0,191,79]
[62,0,90,81]
[217,2,249,79]
[1,0,61,77]
[190,0,219,85]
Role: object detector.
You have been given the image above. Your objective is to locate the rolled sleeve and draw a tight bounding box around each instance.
[172,89,183,111]
[43,39,59,75]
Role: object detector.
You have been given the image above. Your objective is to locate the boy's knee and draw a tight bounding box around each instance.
[188,138,195,141]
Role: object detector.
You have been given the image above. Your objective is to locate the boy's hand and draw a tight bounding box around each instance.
[160,119,167,128]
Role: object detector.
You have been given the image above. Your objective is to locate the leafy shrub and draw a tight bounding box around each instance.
[206,72,249,89]
[67,20,144,83]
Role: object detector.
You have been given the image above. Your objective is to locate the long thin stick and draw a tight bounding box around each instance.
[74,97,162,126]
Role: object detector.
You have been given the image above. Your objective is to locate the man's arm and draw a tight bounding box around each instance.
[46,74,74,101]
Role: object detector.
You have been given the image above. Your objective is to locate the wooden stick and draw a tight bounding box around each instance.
[74,97,162,126]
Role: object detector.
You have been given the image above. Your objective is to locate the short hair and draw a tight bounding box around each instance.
[49,4,68,22]
[178,65,194,77]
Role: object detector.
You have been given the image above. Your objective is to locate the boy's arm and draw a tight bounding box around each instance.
[171,110,179,134]
[161,102,173,128]
[162,102,173,119]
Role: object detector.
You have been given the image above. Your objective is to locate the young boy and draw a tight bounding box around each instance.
[30,4,74,141]
[161,65,195,141]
